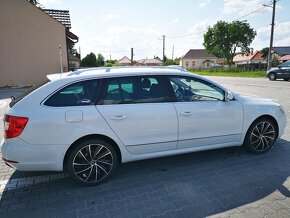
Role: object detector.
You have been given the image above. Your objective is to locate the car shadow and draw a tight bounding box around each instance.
[1,139,290,217]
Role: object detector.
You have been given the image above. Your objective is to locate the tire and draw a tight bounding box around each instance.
[269,73,276,81]
[67,139,118,186]
[244,118,277,154]
[283,78,289,81]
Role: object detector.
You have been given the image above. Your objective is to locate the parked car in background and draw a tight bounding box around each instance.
[267,60,290,81]
[1,66,287,186]
[211,64,223,69]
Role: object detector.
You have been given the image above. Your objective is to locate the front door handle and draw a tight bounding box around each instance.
[111,115,127,120]
[180,111,192,116]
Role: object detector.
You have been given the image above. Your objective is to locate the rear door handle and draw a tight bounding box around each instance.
[180,111,192,116]
[111,115,127,120]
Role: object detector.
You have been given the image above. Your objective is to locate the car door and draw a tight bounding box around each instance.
[279,61,290,79]
[168,76,243,149]
[96,75,178,154]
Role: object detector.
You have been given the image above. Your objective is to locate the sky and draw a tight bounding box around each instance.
[39,0,290,61]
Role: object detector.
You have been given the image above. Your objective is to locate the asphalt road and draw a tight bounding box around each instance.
[0,77,290,218]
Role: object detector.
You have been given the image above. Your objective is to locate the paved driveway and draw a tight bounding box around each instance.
[0,77,290,218]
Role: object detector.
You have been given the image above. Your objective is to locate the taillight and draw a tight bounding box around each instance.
[4,115,29,139]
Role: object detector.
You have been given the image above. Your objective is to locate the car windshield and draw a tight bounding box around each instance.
[280,61,290,67]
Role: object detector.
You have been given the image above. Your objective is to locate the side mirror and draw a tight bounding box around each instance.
[225,90,234,101]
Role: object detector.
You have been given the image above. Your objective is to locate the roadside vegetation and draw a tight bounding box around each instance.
[190,68,266,78]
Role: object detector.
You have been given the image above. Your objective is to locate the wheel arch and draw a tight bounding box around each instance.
[246,114,279,139]
[63,134,122,171]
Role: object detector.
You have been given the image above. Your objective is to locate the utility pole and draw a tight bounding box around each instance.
[131,48,134,65]
[162,35,166,63]
[267,0,276,70]
[172,45,174,60]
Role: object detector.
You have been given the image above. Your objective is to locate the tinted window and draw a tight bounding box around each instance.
[169,76,224,101]
[102,76,171,105]
[44,80,100,107]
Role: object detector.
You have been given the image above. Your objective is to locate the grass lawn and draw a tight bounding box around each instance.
[190,70,267,78]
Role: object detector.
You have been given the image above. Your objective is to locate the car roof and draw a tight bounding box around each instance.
[47,66,190,81]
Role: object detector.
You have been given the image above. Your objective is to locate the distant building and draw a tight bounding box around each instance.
[0,0,79,86]
[118,56,131,66]
[272,46,290,63]
[279,55,290,62]
[233,51,266,69]
[136,58,163,66]
[180,49,217,69]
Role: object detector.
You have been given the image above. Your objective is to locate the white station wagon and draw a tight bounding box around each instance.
[1,66,287,185]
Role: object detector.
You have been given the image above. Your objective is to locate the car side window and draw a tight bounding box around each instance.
[44,80,100,107]
[102,76,171,105]
[280,61,290,68]
[169,76,224,102]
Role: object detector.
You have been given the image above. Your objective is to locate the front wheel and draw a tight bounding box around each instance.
[268,73,276,81]
[67,139,118,186]
[244,118,277,154]
[283,78,289,81]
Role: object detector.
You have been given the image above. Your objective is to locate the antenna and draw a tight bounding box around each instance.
[59,44,63,77]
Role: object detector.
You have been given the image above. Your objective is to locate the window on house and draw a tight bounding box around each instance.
[185,61,189,67]
[192,61,195,66]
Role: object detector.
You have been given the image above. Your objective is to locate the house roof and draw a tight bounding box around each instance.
[279,55,290,61]
[183,49,217,59]
[273,47,290,56]
[66,29,78,42]
[233,51,263,62]
[143,58,163,65]
[43,9,71,29]
[118,56,131,64]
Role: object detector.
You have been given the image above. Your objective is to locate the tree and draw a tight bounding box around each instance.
[97,53,105,67]
[81,53,97,67]
[164,59,180,66]
[260,47,269,61]
[203,20,256,65]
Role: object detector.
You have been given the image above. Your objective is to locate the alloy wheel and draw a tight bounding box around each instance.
[72,144,114,183]
[250,121,275,152]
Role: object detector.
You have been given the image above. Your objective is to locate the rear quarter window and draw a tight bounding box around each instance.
[44,80,100,107]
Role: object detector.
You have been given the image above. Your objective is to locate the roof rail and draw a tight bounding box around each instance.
[67,65,187,77]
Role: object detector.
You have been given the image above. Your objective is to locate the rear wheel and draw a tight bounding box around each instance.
[244,118,277,154]
[269,73,276,81]
[67,139,118,186]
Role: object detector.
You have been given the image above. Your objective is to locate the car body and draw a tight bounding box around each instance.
[1,66,287,185]
[211,64,223,69]
[267,60,290,81]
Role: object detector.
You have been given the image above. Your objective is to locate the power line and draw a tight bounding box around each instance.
[166,2,273,39]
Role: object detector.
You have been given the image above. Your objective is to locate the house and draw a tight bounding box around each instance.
[279,55,290,62]
[118,56,131,66]
[233,51,266,69]
[272,47,290,63]
[43,9,80,69]
[272,47,290,58]
[136,58,163,66]
[0,0,79,86]
[233,51,265,65]
[180,49,217,69]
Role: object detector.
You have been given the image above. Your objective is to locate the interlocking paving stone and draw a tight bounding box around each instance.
[1,78,290,217]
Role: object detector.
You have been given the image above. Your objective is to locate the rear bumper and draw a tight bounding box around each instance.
[1,137,66,171]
